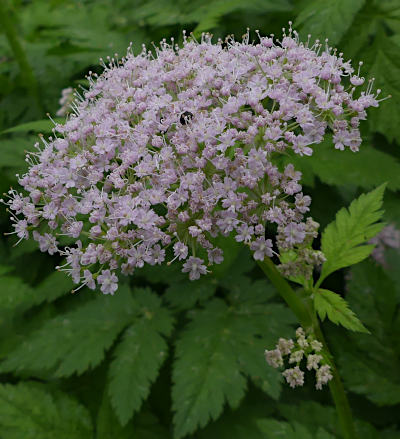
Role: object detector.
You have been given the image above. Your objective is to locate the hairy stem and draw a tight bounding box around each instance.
[257,258,356,439]
[0,0,43,114]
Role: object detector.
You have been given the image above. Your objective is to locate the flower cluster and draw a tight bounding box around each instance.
[264,327,333,390]
[2,24,380,293]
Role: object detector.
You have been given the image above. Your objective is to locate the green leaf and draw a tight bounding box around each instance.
[0,136,36,169]
[334,260,400,405]
[172,299,247,438]
[0,266,13,276]
[133,0,291,30]
[34,271,74,303]
[337,351,400,406]
[257,418,334,439]
[0,271,73,315]
[0,285,135,376]
[98,388,171,439]
[165,278,217,310]
[278,400,380,438]
[0,382,92,439]
[1,118,64,135]
[285,137,400,191]
[108,288,174,425]
[278,401,337,436]
[295,0,365,45]
[172,285,295,438]
[314,289,369,333]
[365,33,400,142]
[192,0,291,35]
[0,275,36,313]
[196,397,273,439]
[319,184,386,283]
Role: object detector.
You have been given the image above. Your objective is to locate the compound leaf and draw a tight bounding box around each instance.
[319,184,386,283]
[0,285,135,376]
[172,283,295,438]
[108,288,174,425]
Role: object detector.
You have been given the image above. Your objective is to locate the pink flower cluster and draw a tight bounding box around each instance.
[3,25,380,293]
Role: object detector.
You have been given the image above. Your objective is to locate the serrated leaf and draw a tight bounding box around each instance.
[319,184,386,283]
[172,285,295,438]
[315,289,369,333]
[0,285,135,376]
[108,288,174,425]
[99,385,171,439]
[295,0,365,45]
[172,300,247,438]
[0,382,92,439]
[97,388,135,439]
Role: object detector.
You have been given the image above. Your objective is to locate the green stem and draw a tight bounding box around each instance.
[257,258,357,439]
[0,0,43,114]
[257,257,312,327]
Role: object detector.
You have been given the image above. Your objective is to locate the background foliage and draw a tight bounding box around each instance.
[0,0,399,437]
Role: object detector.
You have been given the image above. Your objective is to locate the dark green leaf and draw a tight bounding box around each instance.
[0,285,135,376]
[295,0,365,45]
[108,288,174,425]
[172,285,295,437]
[0,382,92,439]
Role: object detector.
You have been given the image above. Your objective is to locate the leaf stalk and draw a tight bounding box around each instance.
[257,257,357,439]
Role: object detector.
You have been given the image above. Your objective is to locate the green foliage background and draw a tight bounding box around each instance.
[0,0,399,437]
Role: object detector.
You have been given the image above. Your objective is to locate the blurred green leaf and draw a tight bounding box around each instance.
[365,34,400,143]
[295,0,365,45]
[1,118,64,135]
[257,418,334,438]
[0,382,92,439]
[286,137,400,191]
[334,260,400,405]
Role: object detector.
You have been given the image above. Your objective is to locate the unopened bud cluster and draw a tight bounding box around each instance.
[264,327,333,390]
[2,23,380,293]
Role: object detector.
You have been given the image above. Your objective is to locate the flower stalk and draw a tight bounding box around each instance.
[257,258,357,439]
